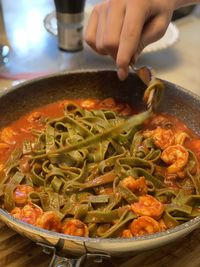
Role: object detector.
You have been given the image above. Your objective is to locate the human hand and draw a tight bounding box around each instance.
[85,0,178,80]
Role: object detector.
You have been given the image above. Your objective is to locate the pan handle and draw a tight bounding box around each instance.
[37,242,111,267]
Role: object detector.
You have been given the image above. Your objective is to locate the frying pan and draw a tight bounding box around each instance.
[0,70,200,266]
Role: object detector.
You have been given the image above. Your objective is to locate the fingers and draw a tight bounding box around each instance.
[116,0,148,80]
[84,3,108,55]
[85,0,173,81]
[95,3,108,55]
[84,5,99,52]
[103,0,125,59]
[85,0,125,57]
[117,66,129,81]
[86,0,147,81]
[117,12,171,80]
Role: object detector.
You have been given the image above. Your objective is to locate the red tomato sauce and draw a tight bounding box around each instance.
[0,98,137,167]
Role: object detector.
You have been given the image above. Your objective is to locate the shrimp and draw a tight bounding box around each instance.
[27,111,42,122]
[98,98,124,112]
[1,127,16,145]
[61,219,89,237]
[81,99,97,109]
[119,104,132,116]
[13,184,34,206]
[130,216,161,236]
[186,139,200,163]
[131,195,164,219]
[148,115,172,129]
[158,219,167,231]
[10,207,21,220]
[36,211,61,232]
[121,176,148,195]
[10,203,43,225]
[121,229,133,238]
[143,126,174,150]
[99,98,117,109]
[175,132,190,146]
[161,144,189,174]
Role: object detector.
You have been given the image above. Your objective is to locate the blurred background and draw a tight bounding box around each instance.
[0,0,200,93]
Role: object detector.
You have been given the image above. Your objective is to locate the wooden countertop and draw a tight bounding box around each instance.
[0,222,50,267]
[1,220,200,267]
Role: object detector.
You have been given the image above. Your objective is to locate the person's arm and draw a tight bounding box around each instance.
[85,0,200,80]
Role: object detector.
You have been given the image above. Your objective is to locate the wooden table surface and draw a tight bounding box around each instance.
[1,220,200,267]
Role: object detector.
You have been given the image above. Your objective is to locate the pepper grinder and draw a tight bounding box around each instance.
[54,0,86,52]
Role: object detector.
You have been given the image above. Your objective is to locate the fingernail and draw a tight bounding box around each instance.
[117,67,128,81]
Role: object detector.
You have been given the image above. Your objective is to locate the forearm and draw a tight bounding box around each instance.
[173,0,200,9]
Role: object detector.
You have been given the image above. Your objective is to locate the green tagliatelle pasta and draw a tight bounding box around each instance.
[1,99,200,238]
